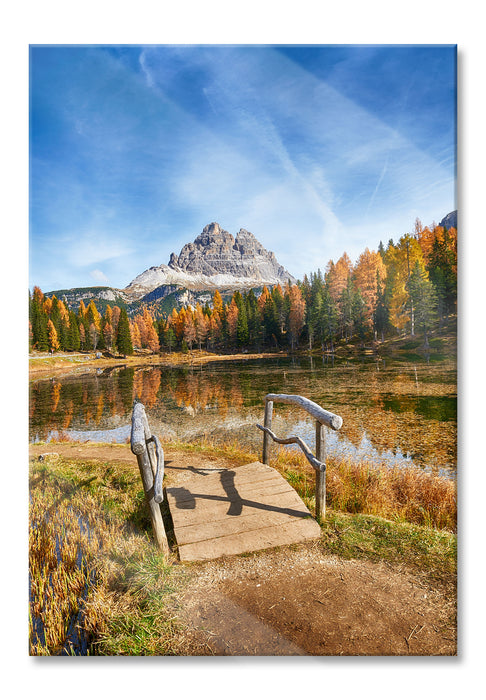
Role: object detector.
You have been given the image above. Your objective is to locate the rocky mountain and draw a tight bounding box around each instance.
[124,222,296,299]
[439,210,457,230]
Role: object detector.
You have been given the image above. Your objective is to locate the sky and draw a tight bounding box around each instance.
[29,44,457,292]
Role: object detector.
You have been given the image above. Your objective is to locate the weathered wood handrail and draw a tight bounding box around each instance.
[257,393,343,521]
[264,394,343,430]
[130,401,169,553]
[256,425,325,472]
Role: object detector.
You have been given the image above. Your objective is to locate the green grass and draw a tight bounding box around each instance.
[319,510,456,584]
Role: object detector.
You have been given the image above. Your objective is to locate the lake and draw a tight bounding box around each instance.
[29,354,457,477]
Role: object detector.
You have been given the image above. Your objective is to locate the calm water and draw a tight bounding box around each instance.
[29,354,457,477]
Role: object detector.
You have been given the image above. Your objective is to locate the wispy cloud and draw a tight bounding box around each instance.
[29,45,456,289]
[90,269,109,283]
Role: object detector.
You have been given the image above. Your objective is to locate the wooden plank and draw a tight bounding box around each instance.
[166,472,291,504]
[174,506,316,545]
[167,489,309,530]
[166,471,285,500]
[177,518,321,562]
[167,460,322,562]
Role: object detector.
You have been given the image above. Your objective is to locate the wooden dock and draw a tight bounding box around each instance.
[166,461,321,562]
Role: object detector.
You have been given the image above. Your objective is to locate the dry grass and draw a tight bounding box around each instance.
[29,456,192,656]
[270,446,456,532]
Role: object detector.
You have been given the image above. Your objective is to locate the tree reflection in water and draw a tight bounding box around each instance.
[29,356,456,476]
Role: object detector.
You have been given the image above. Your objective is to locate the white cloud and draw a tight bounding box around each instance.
[90,269,109,283]
[66,230,136,268]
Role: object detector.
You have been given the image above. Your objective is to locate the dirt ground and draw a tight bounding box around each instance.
[29,442,457,656]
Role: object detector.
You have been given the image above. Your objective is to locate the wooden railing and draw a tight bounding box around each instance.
[130,401,169,554]
[256,394,343,520]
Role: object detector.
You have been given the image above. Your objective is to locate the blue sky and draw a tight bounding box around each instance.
[29,44,456,291]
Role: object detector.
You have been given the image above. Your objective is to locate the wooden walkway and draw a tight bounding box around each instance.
[166,461,321,562]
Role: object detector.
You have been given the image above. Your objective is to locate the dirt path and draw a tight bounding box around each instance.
[29,442,456,656]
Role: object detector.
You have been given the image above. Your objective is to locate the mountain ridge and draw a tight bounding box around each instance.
[125,222,295,299]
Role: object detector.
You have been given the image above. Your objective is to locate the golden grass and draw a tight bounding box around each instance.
[28,455,206,656]
[269,446,456,532]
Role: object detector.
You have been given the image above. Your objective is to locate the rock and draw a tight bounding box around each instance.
[125,222,296,295]
[38,453,60,462]
[439,210,457,230]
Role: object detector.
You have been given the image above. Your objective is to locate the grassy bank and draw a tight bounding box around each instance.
[29,439,456,655]
[28,349,288,380]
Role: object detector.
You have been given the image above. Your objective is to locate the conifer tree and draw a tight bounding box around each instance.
[408,262,438,347]
[233,291,249,346]
[67,310,81,351]
[116,308,133,356]
[183,309,196,350]
[30,287,49,351]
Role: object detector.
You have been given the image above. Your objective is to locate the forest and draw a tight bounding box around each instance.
[29,219,457,356]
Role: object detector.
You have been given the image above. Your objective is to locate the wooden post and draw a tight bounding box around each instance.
[135,448,169,554]
[131,403,169,555]
[262,399,273,464]
[315,421,326,521]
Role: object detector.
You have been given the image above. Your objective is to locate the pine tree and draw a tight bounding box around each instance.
[234,291,249,347]
[373,271,388,342]
[116,308,133,356]
[408,262,438,347]
[30,287,49,351]
[245,289,259,347]
[67,310,81,351]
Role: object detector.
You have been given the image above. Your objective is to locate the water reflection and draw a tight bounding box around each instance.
[29,356,456,476]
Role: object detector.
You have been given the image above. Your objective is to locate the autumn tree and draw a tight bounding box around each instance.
[213,289,224,317]
[353,248,387,332]
[194,304,208,350]
[226,299,239,345]
[326,253,353,304]
[287,284,306,351]
[47,319,60,352]
[182,308,196,350]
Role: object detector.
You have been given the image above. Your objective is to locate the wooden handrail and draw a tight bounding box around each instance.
[257,394,343,521]
[264,393,343,430]
[130,401,168,553]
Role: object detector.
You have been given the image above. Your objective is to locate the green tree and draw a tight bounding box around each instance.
[408,262,438,348]
[30,290,48,351]
[234,291,249,346]
[67,310,81,351]
[116,308,133,356]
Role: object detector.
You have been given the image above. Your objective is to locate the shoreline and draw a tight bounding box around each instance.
[28,349,290,380]
[28,333,457,381]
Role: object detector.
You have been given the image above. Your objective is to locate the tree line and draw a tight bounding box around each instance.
[29,218,456,355]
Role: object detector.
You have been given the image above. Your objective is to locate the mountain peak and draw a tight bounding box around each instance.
[125,223,295,297]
